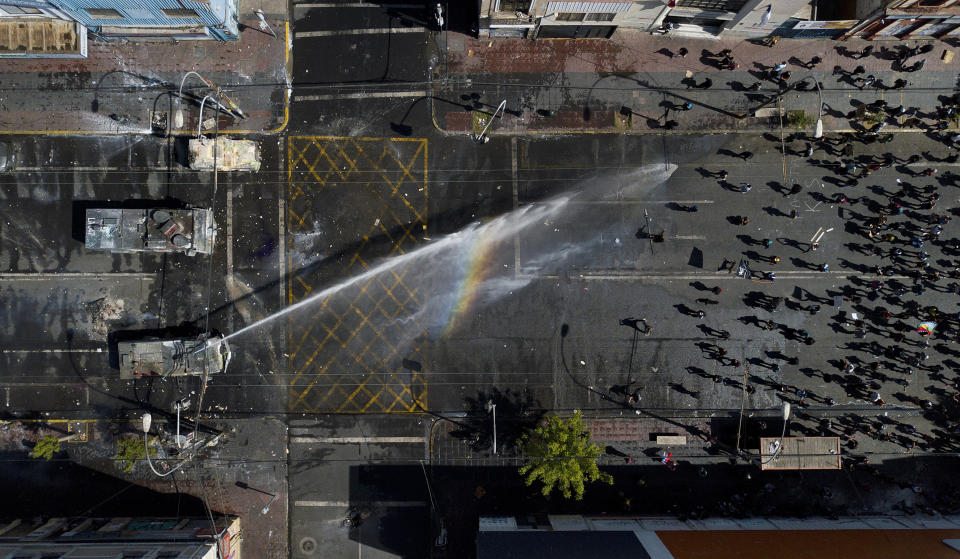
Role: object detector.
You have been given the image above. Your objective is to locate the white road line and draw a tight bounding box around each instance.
[291,436,424,444]
[0,348,104,354]
[294,500,427,507]
[295,27,425,38]
[516,272,910,281]
[11,167,163,172]
[295,90,428,102]
[562,200,715,205]
[226,185,235,334]
[512,137,520,275]
[226,186,234,278]
[0,272,154,281]
[279,137,288,332]
[294,3,423,8]
[673,235,707,240]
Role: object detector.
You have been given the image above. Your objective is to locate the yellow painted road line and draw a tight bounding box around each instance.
[286,137,429,413]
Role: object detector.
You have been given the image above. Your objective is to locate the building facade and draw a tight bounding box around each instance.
[0,516,241,559]
[841,0,960,40]
[479,0,814,39]
[0,0,238,44]
[478,514,960,559]
[0,0,86,57]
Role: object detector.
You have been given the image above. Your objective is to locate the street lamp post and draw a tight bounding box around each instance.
[175,71,205,129]
[235,481,279,514]
[173,398,190,449]
[197,95,218,138]
[798,76,824,138]
[760,402,792,465]
[472,100,507,144]
[141,412,190,478]
[485,400,497,455]
[174,71,246,130]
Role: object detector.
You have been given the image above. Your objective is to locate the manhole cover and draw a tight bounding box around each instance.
[300,537,317,555]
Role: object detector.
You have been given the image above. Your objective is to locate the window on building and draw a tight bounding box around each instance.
[161,8,198,17]
[86,8,123,18]
[496,0,529,12]
[585,13,615,21]
[0,5,42,14]
[556,12,585,21]
[676,0,748,10]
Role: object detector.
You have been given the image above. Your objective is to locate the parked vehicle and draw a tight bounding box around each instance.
[117,333,231,379]
[85,207,216,256]
[188,138,260,171]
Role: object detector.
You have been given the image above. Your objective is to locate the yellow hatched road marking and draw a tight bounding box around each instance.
[286,136,428,413]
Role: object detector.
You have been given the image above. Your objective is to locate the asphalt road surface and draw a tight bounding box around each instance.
[4,5,960,559]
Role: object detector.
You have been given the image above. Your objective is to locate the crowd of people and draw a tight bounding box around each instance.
[622,41,960,504]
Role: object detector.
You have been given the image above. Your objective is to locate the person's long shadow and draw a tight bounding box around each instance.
[674,303,699,317]
[779,237,807,251]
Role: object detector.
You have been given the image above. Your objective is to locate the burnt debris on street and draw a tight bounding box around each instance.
[4,1,960,558]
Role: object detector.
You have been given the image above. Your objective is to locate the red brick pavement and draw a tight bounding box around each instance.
[0,18,285,77]
[447,31,951,76]
[444,108,615,132]
[586,417,710,443]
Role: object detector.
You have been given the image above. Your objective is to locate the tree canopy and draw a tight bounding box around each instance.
[115,435,155,473]
[518,411,612,500]
[29,435,61,460]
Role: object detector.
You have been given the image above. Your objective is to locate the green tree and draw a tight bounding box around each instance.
[518,411,613,500]
[29,435,61,460]
[114,435,155,473]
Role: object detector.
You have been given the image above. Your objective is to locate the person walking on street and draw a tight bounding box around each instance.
[740,183,752,193]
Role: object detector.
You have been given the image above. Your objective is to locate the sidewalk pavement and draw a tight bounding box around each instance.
[0,416,287,559]
[429,407,928,470]
[428,409,959,555]
[0,0,289,136]
[433,31,957,137]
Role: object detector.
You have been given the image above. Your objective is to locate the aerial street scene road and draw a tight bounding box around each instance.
[5,0,960,558]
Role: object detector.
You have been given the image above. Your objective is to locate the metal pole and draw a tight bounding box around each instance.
[486,400,497,454]
[175,402,181,449]
[492,403,497,454]
[813,78,824,138]
[472,100,507,143]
